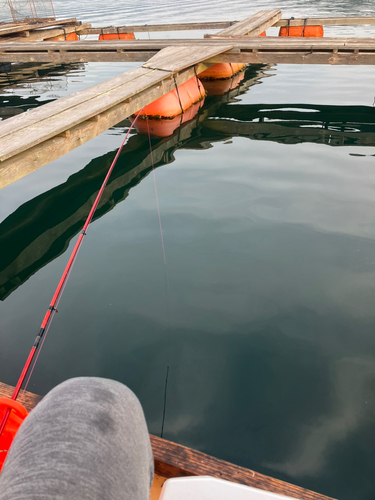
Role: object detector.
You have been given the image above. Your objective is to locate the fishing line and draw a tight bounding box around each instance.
[0,109,144,437]
[146,117,171,328]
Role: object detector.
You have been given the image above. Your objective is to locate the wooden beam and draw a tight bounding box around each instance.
[81,21,234,34]
[0,380,336,500]
[208,10,281,37]
[143,44,232,72]
[275,17,375,27]
[0,19,80,37]
[4,23,91,42]
[0,44,232,177]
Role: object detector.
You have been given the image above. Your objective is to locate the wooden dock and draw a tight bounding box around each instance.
[0,9,375,187]
[0,380,335,500]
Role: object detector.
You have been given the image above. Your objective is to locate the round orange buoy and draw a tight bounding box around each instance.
[99,32,135,40]
[198,63,246,81]
[45,32,79,42]
[0,398,28,472]
[279,25,324,37]
[132,100,204,138]
[138,76,205,119]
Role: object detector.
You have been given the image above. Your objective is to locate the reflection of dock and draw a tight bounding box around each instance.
[203,103,375,147]
[0,65,270,300]
[2,66,375,300]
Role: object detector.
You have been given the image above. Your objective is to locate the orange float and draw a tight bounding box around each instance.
[45,32,79,41]
[137,76,205,119]
[279,25,324,37]
[99,32,135,40]
[198,63,246,81]
[0,398,28,472]
[259,31,266,36]
[132,100,204,138]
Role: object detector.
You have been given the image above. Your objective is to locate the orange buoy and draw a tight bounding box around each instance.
[138,76,205,119]
[202,71,245,96]
[132,100,204,138]
[0,398,28,472]
[99,32,135,40]
[45,32,79,41]
[198,63,246,81]
[259,31,266,36]
[279,25,324,37]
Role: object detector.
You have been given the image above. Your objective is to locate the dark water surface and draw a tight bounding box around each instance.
[1,2,375,499]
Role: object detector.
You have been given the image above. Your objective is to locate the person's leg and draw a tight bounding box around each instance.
[0,377,154,500]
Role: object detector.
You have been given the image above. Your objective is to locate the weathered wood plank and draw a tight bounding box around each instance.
[151,436,335,500]
[206,51,375,65]
[0,19,79,37]
[0,64,208,170]
[275,17,375,27]
[0,381,336,500]
[0,382,42,412]
[2,38,375,52]
[4,23,91,42]
[81,21,234,34]
[211,10,281,37]
[0,51,156,63]
[143,44,232,72]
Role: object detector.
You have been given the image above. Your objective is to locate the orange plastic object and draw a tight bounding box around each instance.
[45,32,79,41]
[133,100,204,138]
[0,398,28,472]
[99,32,135,40]
[138,77,205,119]
[259,31,266,36]
[198,63,246,80]
[202,71,245,96]
[279,25,324,37]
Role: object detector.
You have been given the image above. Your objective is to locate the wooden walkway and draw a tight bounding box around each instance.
[1,37,375,65]
[0,380,335,500]
[0,44,231,188]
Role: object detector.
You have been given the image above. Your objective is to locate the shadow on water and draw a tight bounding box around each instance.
[1,63,375,300]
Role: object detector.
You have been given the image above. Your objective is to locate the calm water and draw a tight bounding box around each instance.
[1,1,375,499]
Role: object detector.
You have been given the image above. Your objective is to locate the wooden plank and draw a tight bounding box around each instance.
[143,45,232,72]
[0,63,209,167]
[151,436,335,500]
[2,38,375,52]
[0,381,336,500]
[206,51,375,66]
[211,10,281,37]
[0,51,156,63]
[0,382,42,412]
[81,21,234,34]
[4,23,91,42]
[275,17,375,27]
[0,19,79,37]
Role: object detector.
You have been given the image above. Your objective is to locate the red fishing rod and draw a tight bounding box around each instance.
[0,109,143,440]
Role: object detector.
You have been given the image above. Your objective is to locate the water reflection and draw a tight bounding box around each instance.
[1,64,375,300]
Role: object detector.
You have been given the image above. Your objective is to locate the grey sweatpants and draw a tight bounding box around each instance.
[0,377,154,499]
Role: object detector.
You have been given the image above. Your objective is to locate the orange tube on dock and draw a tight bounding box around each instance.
[202,71,245,96]
[133,100,204,138]
[99,32,135,40]
[138,76,205,119]
[198,63,246,81]
[279,25,324,37]
[45,32,79,41]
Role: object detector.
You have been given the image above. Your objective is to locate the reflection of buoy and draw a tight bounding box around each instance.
[45,32,79,41]
[198,63,246,81]
[203,71,245,96]
[0,398,28,472]
[138,76,205,119]
[99,32,135,40]
[279,25,323,37]
[132,100,204,138]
